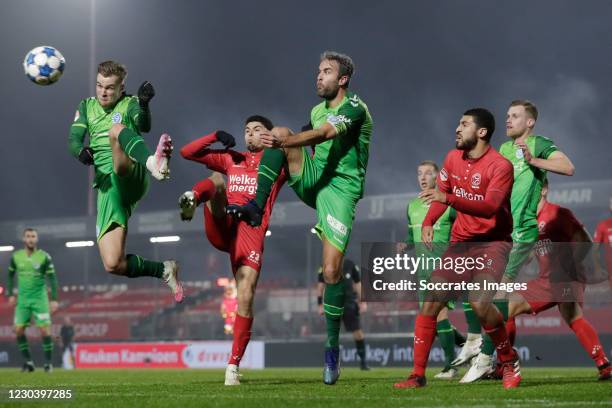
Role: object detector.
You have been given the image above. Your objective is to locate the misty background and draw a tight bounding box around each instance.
[1,0,611,222]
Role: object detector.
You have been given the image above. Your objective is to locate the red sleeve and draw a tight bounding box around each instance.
[423,201,448,227]
[179,132,229,173]
[436,152,453,194]
[445,161,513,218]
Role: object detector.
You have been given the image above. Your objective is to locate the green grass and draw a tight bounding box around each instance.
[0,367,609,407]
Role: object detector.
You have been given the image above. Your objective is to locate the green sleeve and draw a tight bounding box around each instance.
[448,207,457,223]
[330,99,365,138]
[128,97,151,133]
[44,254,58,301]
[68,100,88,158]
[535,136,558,159]
[7,256,15,297]
[405,204,414,245]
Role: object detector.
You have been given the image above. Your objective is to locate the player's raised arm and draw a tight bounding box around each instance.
[134,81,155,133]
[179,131,236,172]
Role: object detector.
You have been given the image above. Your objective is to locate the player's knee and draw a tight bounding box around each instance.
[321,264,341,284]
[102,257,124,275]
[39,326,50,337]
[109,123,126,141]
[469,301,488,318]
[14,326,25,336]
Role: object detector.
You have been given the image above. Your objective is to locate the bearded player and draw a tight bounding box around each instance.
[506,181,611,380]
[394,108,521,389]
[232,51,373,385]
[178,115,286,385]
[460,99,575,381]
[68,61,182,301]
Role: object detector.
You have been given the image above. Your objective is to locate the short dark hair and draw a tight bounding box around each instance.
[418,160,439,172]
[464,108,496,142]
[97,60,127,82]
[23,228,37,235]
[245,115,274,131]
[510,100,538,121]
[321,51,354,87]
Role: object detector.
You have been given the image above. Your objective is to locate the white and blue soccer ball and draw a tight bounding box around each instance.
[23,46,65,85]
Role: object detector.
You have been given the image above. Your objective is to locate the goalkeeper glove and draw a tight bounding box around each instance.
[78,147,94,166]
[137,81,155,107]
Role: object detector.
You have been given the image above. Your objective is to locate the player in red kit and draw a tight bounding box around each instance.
[593,197,612,291]
[178,115,286,385]
[393,108,521,390]
[506,182,611,380]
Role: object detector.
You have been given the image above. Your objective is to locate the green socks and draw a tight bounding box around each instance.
[437,319,456,369]
[125,254,164,279]
[42,336,53,363]
[255,148,286,208]
[481,299,509,356]
[463,302,482,334]
[17,335,32,361]
[323,279,345,349]
[118,127,151,167]
[453,326,466,346]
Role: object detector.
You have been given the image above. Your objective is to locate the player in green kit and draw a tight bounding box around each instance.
[7,229,58,373]
[461,99,575,382]
[68,61,183,302]
[397,161,465,379]
[233,51,372,385]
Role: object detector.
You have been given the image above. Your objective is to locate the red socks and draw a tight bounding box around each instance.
[192,178,215,203]
[483,312,515,363]
[506,317,516,346]
[413,314,436,376]
[228,314,253,366]
[570,317,609,367]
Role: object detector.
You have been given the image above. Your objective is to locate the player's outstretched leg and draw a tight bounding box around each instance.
[109,124,172,181]
[180,174,226,221]
[559,303,611,381]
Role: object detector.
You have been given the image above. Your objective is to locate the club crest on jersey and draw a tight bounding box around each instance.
[111,112,122,124]
[471,173,481,189]
[440,168,448,181]
[32,262,40,270]
[516,148,524,159]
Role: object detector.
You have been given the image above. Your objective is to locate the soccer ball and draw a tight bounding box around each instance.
[23,46,65,85]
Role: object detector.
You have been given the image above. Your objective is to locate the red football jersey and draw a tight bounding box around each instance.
[180,133,287,230]
[434,146,514,242]
[534,201,585,280]
[593,217,612,274]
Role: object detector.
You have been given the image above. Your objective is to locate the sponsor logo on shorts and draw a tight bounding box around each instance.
[440,168,448,181]
[36,313,50,321]
[111,112,122,124]
[326,214,347,236]
[452,185,484,201]
[471,173,481,189]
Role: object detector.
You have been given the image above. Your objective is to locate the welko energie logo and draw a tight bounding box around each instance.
[228,174,257,195]
[371,253,486,275]
[452,185,484,201]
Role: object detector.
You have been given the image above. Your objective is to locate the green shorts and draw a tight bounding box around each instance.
[96,163,148,240]
[14,299,51,327]
[288,148,359,253]
[504,226,539,281]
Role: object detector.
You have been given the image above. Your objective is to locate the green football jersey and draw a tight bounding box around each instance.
[499,135,558,230]
[70,95,142,186]
[310,91,373,198]
[7,249,57,302]
[405,197,455,244]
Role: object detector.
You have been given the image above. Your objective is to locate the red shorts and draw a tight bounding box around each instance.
[524,278,585,314]
[428,241,511,302]
[204,206,265,273]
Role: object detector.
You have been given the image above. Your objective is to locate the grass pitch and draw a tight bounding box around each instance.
[0,367,609,407]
